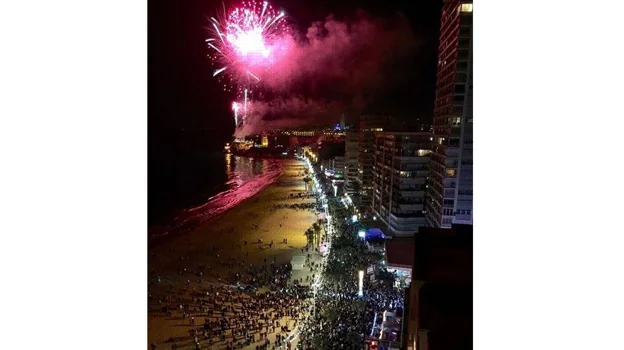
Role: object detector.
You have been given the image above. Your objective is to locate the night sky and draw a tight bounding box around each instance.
[149,0,442,151]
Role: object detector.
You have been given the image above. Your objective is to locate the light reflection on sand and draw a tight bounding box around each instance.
[152,156,283,239]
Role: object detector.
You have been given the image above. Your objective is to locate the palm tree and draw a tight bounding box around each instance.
[303,176,311,191]
[312,222,321,246]
[304,228,314,247]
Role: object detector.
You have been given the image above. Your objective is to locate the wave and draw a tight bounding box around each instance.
[149,158,283,241]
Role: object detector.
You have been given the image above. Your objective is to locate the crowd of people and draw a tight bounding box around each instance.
[272,202,316,211]
[149,245,316,350]
[148,165,322,349]
[293,171,404,349]
[148,162,407,349]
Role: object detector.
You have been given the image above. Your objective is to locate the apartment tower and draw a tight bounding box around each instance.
[344,130,359,194]
[372,132,432,236]
[357,115,399,212]
[425,1,473,228]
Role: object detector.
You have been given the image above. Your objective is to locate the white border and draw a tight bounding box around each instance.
[1,0,624,349]
[478,0,624,349]
[0,0,146,348]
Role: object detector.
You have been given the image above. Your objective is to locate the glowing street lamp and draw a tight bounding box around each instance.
[358,270,364,296]
[351,214,358,223]
[358,229,366,239]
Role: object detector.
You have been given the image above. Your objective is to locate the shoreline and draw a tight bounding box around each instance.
[148,158,284,248]
[148,159,319,347]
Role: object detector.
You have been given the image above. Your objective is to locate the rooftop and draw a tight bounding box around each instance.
[385,238,415,268]
[412,225,472,283]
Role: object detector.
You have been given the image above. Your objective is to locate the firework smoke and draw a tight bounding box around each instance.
[233,97,344,138]
[207,4,421,136]
[239,13,419,136]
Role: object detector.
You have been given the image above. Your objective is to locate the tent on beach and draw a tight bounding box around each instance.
[291,254,306,270]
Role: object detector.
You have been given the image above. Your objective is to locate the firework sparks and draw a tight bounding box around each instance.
[232,101,240,126]
[206,1,290,87]
[244,88,248,118]
[213,67,228,76]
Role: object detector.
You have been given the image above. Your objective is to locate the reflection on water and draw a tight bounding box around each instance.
[151,155,283,240]
[225,153,232,175]
[225,155,277,184]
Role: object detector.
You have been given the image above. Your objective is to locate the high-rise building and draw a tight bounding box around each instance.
[344,131,359,194]
[331,156,345,177]
[357,115,400,212]
[372,132,432,236]
[425,1,473,228]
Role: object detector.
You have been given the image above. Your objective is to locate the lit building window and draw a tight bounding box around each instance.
[417,149,432,157]
[460,3,473,12]
[446,169,456,177]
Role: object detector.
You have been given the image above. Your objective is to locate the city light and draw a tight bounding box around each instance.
[351,214,358,223]
[358,230,366,239]
[358,270,364,296]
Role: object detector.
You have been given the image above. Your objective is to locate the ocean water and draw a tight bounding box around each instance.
[148,153,283,239]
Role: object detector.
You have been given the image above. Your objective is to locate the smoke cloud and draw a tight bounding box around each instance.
[234,97,343,137]
[237,11,421,137]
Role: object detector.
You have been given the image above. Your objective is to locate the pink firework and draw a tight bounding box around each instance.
[207,1,290,89]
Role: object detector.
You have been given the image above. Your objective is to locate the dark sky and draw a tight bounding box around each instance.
[149,0,442,153]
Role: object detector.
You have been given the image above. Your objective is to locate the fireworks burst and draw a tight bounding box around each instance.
[207,1,290,92]
[232,102,240,126]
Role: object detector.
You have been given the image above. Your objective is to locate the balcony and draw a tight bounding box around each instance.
[389,213,426,228]
[389,211,425,219]
[397,164,427,171]
[392,197,424,205]
[393,184,426,192]
[395,176,425,184]
[393,203,424,212]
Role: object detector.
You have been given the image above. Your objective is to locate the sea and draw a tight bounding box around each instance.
[148,151,283,240]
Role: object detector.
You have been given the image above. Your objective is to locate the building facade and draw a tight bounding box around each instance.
[426,0,473,228]
[261,132,269,148]
[331,156,345,177]
[403,224,473,350]
[372,132,432,237]
[344,131,359,194]
[357,115,399,212]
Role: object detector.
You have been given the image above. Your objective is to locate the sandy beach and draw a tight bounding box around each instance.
[148,159,320,349]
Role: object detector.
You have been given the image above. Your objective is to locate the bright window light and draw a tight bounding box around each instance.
[460,3,473,12]
[417,149,432,157]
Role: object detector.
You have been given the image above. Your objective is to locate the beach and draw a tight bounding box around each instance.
[148,159,321,349]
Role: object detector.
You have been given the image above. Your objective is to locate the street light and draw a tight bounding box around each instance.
[358,270,364,296]
[351,214,358,223]
[358,229,366,239]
